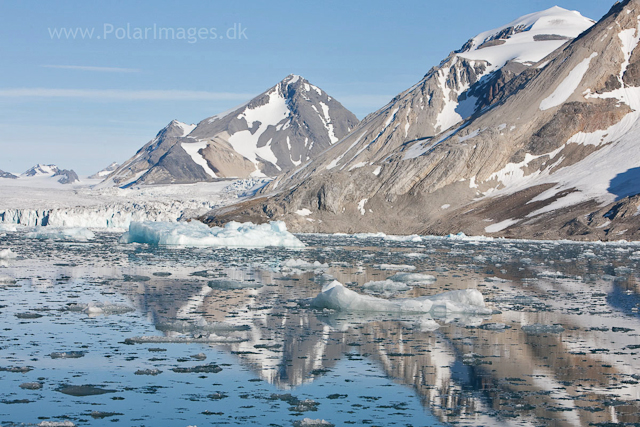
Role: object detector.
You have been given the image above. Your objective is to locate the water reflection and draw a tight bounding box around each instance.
[1,231,640,426]
[113,262,640,426]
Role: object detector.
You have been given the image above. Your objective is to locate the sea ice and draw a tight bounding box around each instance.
[311,281,492,315]
[375,263,416,271]
[119,220,305,248]
[66,302,135,316]
[25,227,95,241]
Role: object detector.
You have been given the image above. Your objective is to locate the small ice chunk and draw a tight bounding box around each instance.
[49,351,85,359]
[375,264,416,271]
[281,258,328,269]
[293,418,334,427]
[120,220,304,248]
[20,382,43,390]
[66,302,134,316]
[38,422,76,427]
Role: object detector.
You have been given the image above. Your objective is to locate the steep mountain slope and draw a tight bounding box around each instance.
[104,75,358,187]
[202,1,640,241]
[258,7,594,178]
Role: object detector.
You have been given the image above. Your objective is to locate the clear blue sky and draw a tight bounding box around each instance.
[0,0,614,175]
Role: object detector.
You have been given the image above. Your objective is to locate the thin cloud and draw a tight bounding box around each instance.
[41,65,142,73]
[0,88,256,101]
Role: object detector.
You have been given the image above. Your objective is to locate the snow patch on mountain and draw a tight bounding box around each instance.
[228,89,289,167]
[540,52,597,110]
[459,6,594,71]
[175,121,196,136]
[89,162,119,179]
[182,141,217,178]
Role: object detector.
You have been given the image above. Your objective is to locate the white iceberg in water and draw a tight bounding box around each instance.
[0,248,18,259]
[0,224,19,232]
[25,227,95,241]
[119,220,305,248]
[311,281,491,315]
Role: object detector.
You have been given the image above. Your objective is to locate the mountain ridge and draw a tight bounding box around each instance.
[102,75,358,187]
[200,1,640,241]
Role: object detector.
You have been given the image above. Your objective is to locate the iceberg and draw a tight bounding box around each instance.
[311,281,492,315]
[362,279,411,295]
[25,227,95,241]
[119,220,305,248]
[0,224,18,232]
[0,248,18,259]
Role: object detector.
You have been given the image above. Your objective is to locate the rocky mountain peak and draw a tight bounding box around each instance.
[22,164,60,177]
[103,75,358,187]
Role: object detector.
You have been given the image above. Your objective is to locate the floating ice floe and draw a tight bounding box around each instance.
[292,417,335,427]
[119,220,305,248]
[25,227,95,241]
[38,422,76,427]
[445,232,493,241]
[0,224,19,232]
[352,232,422,242]
[0,248,18,259]
[281,258,328,269]
[66,302,134,316]
[375,263,416,271]
[124,335,247,344]
[387,272,436,284]
[311,281,492,315]
[0,275,16,283]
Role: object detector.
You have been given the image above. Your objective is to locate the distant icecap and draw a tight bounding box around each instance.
[119,220,305,248]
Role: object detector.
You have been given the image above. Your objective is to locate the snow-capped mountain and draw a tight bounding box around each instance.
[89,162,119,179]
[20,164,79,185]
[0,169,17,179]
[201,1,640,241]
[22,164,60,177]
[105,75,358,187]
